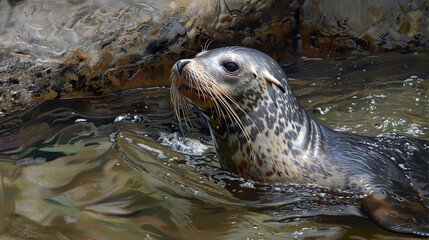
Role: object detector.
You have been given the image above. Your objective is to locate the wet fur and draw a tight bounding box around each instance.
[170,46,429,237]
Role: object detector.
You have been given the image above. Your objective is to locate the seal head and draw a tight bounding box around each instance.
[171,47,323,183]
[170,46,429,236]
[172,47,287,111]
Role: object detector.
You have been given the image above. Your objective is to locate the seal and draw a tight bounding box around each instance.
[170,46,429,236]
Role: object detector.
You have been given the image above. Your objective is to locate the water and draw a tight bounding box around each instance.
[0,52,428,239]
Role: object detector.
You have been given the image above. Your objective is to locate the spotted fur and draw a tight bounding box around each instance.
[170,46,429,237]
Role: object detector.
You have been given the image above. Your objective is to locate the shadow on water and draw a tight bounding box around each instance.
[0,52,428,239]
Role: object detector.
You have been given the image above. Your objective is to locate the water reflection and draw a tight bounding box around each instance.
[285,52,429,138]
[1,52,428,239]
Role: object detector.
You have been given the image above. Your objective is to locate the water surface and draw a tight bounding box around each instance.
[0,52,428,239]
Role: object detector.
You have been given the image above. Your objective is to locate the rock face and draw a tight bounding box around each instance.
[300,0,429,56]
[0,0,428,115]
[0,0,302,115]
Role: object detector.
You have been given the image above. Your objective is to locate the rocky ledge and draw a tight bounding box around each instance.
[0,0,427,115]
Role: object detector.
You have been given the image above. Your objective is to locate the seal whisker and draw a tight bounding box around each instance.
[201,83,224,119]
[170,46,429,237]
[202,84,231,133]
[199,77,260,157]
[202,39,214,52]
[210,82,260,135]
[170,73,196,134]
[208,86,257,157]
[219,96,254,144]
[171,55,259,160]
[190,74,238,138]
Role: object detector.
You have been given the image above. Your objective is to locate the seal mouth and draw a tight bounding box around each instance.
[170,54,255,151]
[172,60,216,109]
[176,80,215,109]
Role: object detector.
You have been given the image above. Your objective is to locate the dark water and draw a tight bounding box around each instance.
[0,52,428,239]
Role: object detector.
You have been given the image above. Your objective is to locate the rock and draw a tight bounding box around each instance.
[300,0,429,57]
[0,0,302,116]
[1,0,428,116]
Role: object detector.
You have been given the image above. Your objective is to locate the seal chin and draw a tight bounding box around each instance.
[170,46,429,237]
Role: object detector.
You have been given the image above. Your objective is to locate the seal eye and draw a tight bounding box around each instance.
[222,61,239,74]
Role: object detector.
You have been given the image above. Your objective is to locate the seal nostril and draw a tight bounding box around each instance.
[177,60,191,76]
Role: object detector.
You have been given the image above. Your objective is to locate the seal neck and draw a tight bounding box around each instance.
[205,95,327,183]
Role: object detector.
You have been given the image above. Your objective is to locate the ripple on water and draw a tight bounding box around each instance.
[1,52,428,239]
[286,52,429,139]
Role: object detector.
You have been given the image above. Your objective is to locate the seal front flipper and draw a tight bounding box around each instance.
[362,189,429,237]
